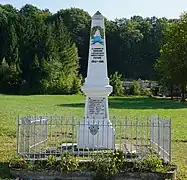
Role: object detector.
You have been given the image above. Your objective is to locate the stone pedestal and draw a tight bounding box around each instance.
[77,11,115,149]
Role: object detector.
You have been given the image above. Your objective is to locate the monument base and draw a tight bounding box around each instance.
[77,120,115,149]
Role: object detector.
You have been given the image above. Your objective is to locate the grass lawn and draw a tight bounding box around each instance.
[0,94,187,179]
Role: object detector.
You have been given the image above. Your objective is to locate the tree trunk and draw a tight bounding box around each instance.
[181,84,186,102]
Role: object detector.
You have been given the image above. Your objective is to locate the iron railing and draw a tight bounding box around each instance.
[150,116,171,161]
[17,115,171,161]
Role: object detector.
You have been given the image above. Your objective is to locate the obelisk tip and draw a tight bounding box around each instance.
[95,11,101,15]
[92,11,104,19]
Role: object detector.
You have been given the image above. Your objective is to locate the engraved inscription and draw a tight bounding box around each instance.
[91,48,104,63]
[87,97,106,119]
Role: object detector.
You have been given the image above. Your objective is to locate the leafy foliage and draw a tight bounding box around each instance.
[8,151,176,179]
[155,12,187,101]
[130,80,141,95]
[131,154,163,172]
[59,152,78,172]
[140,88,152,96]
[91,150,125,180]
[110,72,124,96]
[37,153,78,171]
[0,5,81,95]
[9,155,27,169]
[45,155,57,170]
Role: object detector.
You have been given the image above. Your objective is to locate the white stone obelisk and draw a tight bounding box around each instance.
[77,11,115,149]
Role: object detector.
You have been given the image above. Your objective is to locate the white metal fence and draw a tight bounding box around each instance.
[17,115,171,161]
[150,116,171,161]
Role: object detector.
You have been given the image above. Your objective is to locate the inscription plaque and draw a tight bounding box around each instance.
[87,97,106,119]
[91,47,104,63]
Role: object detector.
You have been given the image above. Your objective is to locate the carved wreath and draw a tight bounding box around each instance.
[90,26,104,39]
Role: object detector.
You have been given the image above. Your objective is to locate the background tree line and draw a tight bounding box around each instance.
[0,4,186,97]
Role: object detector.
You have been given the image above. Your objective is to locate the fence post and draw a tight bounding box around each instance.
[169,119,172,162]
[106,116,109,152]
[28,118,31,156]
[65,117,68,153]
[23,117,26,156]
[130,121,133,155]
[124,118,127,159]
[17,115,20,155]
[136,119,138,151]
[77,120,81,156]
[158,116,160,156]
[72,116,75,154]
[112,116,116,150]
[34,117,36,159]
[120,119,122,151]
[150,117,153,149]
[163,120,165,160]
[46,118,48,142]
[82,117,86,157]
[146,117,149,147]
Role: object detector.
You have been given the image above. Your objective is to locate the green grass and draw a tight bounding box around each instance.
[0,94,187,179]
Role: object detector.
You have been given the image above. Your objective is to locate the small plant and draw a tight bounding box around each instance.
[9,155,27,169]
[27,161,35,170]
[132,154,163,172]
[45,155,57,170]
[91,150,125,180]
[113,150,125,170]
[59,152,78,172]
[143,154,163,171]
[92,153,117,180]
[36,159,48,170]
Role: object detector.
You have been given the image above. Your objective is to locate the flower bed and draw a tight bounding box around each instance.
[9,151,177,180]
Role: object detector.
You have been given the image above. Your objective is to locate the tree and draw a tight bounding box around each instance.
[0,59,21,93]
[5,25,19,66]
[0,7,8,63]
[55,8,91,77]
[155,12,187,101]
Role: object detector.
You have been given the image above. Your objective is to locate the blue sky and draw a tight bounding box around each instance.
[0,0,186,19]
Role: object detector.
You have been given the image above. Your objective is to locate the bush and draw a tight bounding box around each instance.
[59,152,78,172]
[91,150,125,180]
[130,80,141,95]
[110,72,124,96]
[91,153,117,180]
[9,155,27,169]
[140,88,152,96]
[151,87,159,96]
[36,153,78,171]
[45,155,58,170]
[39,73,82,95]
[132,154,163,172]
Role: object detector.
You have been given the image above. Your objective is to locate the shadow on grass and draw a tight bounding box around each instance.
[0,162,13,179]
[57,96,187,109]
